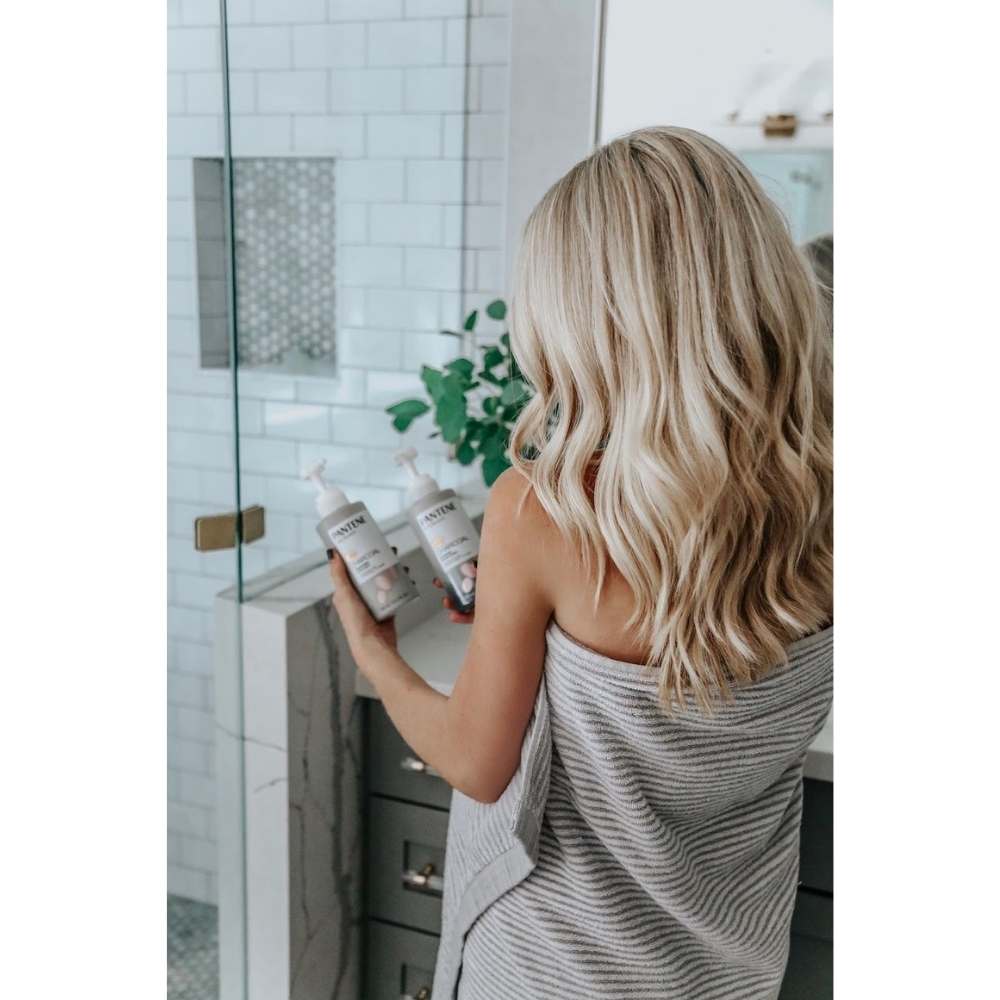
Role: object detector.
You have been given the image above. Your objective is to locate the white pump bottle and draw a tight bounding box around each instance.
[395,448,480,611]
[304,460,418,621]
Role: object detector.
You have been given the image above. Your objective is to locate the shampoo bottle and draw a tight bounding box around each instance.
[395,448,480,612]
[304,460,418,621]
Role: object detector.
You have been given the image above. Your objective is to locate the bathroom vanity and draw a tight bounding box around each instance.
[358,613,833,1000]
[215,508,832,1000]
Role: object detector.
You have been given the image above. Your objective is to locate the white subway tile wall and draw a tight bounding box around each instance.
[167,0,509,903]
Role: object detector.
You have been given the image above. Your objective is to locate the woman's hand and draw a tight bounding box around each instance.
[328,550,398,666]
[433,577,475,624]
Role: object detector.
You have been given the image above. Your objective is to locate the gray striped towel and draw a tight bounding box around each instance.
[434,620,833,999]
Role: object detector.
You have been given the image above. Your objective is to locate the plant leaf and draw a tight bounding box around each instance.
[436,394,467,444]
[391,414,413,432]
[385,398,430,419]
[440,329,463,338]
[444,357,475,380]
[499,332,510,350]
[421,365,446,402]
[478,369,503,386]
[456,439,476,465]
[500,378,529,406]
[481,346,504,369]
[482,396,499,416]
[463,309,479,331]
[442,370,471,398]
[478,426,506,459]
[483,455,511,486]
[486,299,507,321]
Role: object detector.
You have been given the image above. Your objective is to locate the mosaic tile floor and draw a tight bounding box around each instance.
[168,895,218,1000]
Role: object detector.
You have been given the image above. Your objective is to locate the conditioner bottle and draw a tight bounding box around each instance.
[395,448,480,612]
[304,460,418,621]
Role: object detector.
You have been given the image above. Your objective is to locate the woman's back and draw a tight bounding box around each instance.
[444,620,833,1000]
[505,482,666,664]
[551,530,658,664]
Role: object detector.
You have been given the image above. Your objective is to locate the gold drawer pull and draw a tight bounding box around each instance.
[401,862,444,897]
[400,755,442,779]
[401,988,431,1000]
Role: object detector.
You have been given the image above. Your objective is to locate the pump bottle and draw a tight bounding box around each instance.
[395,448,480,612]
[304,460,418,621]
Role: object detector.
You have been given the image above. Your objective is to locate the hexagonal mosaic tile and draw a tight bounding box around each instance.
[232,158,336,367]
[167,894,218,1000]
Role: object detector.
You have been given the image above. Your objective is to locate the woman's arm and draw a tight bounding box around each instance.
[329,469,554,803]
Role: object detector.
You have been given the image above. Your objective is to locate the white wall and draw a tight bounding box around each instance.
[503,0,603,283]
[167,0,510,904]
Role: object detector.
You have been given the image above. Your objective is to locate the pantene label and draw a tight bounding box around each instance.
[327,511,397,585]
[417,500,479,607]
[417,501,479,571]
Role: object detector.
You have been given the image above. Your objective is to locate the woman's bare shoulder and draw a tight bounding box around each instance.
[471,468,561,617]
[483,467,553,535]
[480,468,566,588]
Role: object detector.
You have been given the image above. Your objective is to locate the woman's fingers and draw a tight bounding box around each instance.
[333,552,470,624]
[440,593,474,624]
[328,551,358,604]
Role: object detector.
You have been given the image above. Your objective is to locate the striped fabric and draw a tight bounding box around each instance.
[434,621,833,999]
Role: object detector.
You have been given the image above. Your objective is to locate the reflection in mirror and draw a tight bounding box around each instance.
[740,150,832,244]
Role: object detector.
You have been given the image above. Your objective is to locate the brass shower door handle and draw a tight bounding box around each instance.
[193,505,266,551]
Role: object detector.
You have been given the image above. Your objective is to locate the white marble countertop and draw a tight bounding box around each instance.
[357,609,833,783]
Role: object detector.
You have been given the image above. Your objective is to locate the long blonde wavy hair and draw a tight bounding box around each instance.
[508,126,833,710]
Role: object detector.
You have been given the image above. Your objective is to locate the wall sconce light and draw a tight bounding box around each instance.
[763,113,798,138]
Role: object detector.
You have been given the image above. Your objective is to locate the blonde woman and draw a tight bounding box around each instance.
[329,126,833,999]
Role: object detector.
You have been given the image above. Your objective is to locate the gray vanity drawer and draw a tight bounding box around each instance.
[367,702,453,810]
[799,778,832,893]
[780,883,833,997]
[366,920,440,1000]
[367,796,449,935]
[779,932,832,1000]
[791,887,832,942]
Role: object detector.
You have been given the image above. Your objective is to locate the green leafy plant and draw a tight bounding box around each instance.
[385,298,531,487]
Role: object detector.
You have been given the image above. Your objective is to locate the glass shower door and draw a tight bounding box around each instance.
[168,2,254,999]
[217,1,511,997]
[172,0,506,994]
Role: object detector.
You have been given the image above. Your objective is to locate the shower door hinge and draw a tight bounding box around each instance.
[193,505,266,551]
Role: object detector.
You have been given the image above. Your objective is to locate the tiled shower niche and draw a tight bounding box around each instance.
[193,157,337,375]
